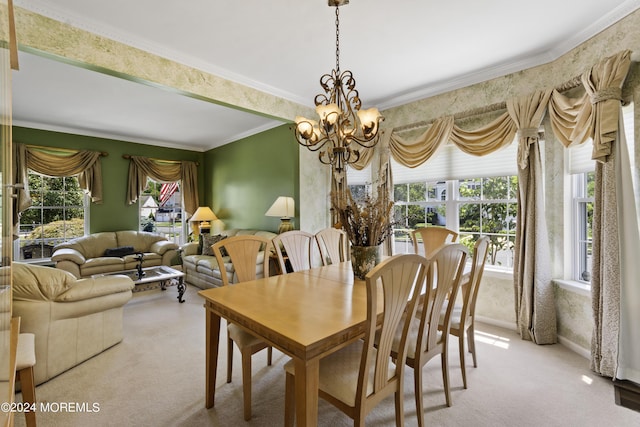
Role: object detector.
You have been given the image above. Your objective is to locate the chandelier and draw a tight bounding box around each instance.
[294,0,383,173]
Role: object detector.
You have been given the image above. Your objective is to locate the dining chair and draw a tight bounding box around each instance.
[272,230,314,273]
[283,254,428,427]
[411,226,459,259]
[393,243,468,426]
[211,234,273,421]
[440,236,490,389]
[315,227,348,265]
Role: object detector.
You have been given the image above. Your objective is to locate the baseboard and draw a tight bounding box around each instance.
[557,335,590,359]
[475,316,517,331]
[477,316,591,359]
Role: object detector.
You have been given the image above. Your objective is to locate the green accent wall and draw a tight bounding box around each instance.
[12,126,204,233]
[205,124,299,233]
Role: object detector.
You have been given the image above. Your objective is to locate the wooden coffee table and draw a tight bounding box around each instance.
[93,265,186,303]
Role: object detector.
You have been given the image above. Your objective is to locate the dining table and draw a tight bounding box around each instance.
[198,261,383,427]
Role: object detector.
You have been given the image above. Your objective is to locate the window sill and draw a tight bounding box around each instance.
[553,279,591,297]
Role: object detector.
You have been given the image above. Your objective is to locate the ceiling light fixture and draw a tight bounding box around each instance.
[294,0,383,173]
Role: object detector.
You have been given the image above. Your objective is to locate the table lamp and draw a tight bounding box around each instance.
[190,206,218,236]
[265,196,295,234]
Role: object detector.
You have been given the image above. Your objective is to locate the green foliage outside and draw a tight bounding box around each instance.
[20,174,84,226]
[394,176,519,266]
[24,218,84,242]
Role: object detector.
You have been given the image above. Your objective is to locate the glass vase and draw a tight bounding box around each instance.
[350,245,382,280]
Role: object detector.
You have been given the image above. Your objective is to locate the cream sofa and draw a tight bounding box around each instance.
[51,230,180,278]
[12,262,135,385]
[182,229,276,289]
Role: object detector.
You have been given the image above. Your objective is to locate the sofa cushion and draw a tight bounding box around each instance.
[201,234,227,256]
[13,262,78,300]
[104,246,136,257]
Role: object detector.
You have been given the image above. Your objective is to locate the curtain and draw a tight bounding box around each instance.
[507,90,557,344]
[582,50,639,381]
[126,156,199,217]
[12,143,104,228]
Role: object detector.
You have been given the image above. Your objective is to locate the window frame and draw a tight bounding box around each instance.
[15,171,89,262]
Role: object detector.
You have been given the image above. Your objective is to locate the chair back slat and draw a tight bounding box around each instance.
[212,235,271,286]
[361,254,427,397]
[272,231,314,273]
[411,227,458,259]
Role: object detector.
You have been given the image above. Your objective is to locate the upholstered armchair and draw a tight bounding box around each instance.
[12,262,135,385]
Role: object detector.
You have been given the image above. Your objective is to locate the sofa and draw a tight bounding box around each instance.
[182,229,276,289]
[51,231,180,278]
[12,262,135,385]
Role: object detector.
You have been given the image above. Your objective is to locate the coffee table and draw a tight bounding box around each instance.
[93,265,186,303]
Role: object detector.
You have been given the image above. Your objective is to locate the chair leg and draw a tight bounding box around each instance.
[414,367,425,427]
[441,352,452,407]
[18,367,37,427]
[467,325,477,367]
[241,350,253,421]
[459,332,468,389]
[394,389,405,427]
[267,346,272,366]
[227,336,233,383]
[284,371,295,427]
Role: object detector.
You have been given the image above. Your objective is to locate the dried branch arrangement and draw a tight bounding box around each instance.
[332,182,394,247]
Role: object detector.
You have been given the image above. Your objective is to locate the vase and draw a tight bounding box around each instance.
[350,245,382,280]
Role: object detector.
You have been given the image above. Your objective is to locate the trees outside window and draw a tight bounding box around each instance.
[393,176,518,269]
[573,171,594,282]
[18,172,86,261]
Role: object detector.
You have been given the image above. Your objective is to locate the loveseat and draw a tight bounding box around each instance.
[51,231,180,278]
[182,229,276,289]
[12,262,135,385]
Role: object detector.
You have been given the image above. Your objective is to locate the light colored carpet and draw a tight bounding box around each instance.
[13,284,640,427]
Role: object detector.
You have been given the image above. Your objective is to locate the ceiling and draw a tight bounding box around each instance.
[11,0,640,152]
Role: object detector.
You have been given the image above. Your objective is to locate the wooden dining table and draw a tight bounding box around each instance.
[198,261,383,427]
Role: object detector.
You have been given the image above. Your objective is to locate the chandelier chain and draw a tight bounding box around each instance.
[335,6,340,73]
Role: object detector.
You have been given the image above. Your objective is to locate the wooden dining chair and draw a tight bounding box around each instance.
[212,235,273,421]
[392,243,467,426]
[272,230,314,273]
[440,236,490,389]
[315,227,347,265]
[411,226,458,259]
[283,254,428,427]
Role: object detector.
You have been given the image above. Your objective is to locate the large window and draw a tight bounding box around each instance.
[138,178,185,245]
[393,176,518,268]
[17,172,87,261]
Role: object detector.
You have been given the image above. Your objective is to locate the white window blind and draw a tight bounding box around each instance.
[346,164,372,185]
[391,139,518,183]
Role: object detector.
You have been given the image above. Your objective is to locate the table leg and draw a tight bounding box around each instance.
[206,308,221,408]
[294,357,319,427]
[176,277,185,303]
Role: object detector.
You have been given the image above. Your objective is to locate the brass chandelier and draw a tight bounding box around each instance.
[294,0,383,173]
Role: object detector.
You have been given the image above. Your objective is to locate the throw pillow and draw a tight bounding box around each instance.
[104,246,135,257]
[201,234,227,256]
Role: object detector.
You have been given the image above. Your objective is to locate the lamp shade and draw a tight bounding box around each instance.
[265,196,295,219]
[190,206,217,222]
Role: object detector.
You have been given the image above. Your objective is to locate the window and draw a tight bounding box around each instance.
[139,178,185,245]
[572,171,594,282]
[390,137,519,269]
[393,177,518,268]
[17,172,87,261]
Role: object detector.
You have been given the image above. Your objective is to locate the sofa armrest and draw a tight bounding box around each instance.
[150,240,179,255]
[51,248,86,265]
[55,276,135,302]
[181,242,200,256]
